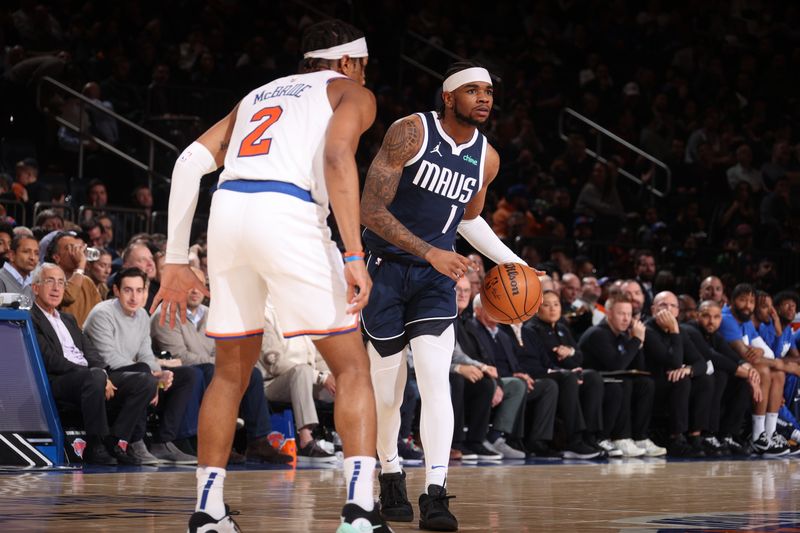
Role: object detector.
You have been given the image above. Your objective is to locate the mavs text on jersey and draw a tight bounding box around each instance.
[363,111,486,263]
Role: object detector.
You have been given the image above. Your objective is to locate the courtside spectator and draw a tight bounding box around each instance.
[684,300,760,456]
[84,267,198,464]
[465,294,560,458]
[643,291,715,457]
[151,268,291,464]
[450,276,499,460]
[580,294,666,457]
[257,304,337,463]
[529,290,608,456]
[31,262,156,466]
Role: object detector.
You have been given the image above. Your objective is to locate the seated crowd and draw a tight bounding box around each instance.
[0,207,341,466]
[2,199,799,467]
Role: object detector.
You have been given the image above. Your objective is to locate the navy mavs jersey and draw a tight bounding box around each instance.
[363,111,486,264]
[361,112,487,356]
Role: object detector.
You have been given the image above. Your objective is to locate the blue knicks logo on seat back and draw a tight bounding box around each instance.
[411,160,477,203]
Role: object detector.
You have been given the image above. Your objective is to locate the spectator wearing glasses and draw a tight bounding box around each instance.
[31,263,156,465]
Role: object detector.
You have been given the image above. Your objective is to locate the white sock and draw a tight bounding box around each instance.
[410,325,456,490]
[765,412,779,439]
[368,343,406,475]
[752,415,766,441]
[196,466,226,519]
[344,456,376,511]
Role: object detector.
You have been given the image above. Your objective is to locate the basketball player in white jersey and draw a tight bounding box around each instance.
[152,19,392,533]
[360,62,535,531]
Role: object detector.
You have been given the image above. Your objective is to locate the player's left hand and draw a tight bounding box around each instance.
[344,259,372,313]
[151,263,210,327]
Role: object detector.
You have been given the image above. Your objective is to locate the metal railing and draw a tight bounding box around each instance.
[36,76,180,192]
[150,210,208,240]
[78,205,150,248]
[33,202,75,224]
[558,107,671,198]
[0,199,26,226]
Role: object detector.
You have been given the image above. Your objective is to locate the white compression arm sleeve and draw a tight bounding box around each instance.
[457,216,526,265]
[165,142,218,264]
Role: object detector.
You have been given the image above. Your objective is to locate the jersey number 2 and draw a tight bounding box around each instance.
[238,106,283,157]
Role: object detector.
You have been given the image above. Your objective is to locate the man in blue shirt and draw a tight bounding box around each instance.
[753,291,795,360]
[718,283,788,456]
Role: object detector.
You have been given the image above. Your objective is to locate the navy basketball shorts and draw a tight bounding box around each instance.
[360,254,457,357]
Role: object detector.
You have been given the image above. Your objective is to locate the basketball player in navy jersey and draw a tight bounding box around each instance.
[361,62,536,531]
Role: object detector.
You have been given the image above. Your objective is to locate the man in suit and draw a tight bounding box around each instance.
[461,293,559,457]
[31,262,157,465]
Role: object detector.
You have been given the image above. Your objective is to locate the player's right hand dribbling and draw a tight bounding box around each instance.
[344,259,372,313]
[425,247,473,281]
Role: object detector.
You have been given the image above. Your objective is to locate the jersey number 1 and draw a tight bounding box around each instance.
[238,106,283,157]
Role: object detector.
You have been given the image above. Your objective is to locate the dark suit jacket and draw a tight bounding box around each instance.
[462,317,521,378]
[31,304,107,380]
[499,324,550,378]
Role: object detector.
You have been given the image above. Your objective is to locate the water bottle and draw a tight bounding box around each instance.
[84,247,101,262]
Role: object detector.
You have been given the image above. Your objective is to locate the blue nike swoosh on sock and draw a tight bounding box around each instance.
[431,465,447,469]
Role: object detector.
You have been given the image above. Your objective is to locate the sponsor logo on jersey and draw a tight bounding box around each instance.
[411,160,477,203]
[463,154,478,166]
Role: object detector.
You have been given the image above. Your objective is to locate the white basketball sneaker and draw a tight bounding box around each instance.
[611,438,646,457]
[634,438,667,457]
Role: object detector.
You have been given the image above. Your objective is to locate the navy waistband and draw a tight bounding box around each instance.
[218,180,313,202]
[369,251,429,267]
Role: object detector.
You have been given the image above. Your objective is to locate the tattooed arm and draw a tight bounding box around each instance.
[361,115,472,280]
[361,115,428,256]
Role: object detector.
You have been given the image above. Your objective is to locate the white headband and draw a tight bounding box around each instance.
[442,67,492,92]
[303,37,369,60]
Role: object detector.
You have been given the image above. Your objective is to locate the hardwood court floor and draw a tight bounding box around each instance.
[1,458,800,532]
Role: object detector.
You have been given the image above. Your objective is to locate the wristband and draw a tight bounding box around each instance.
[343,251,365,263]
[74,269,84,276]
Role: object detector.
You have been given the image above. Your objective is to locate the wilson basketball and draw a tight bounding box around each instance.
[480,263,542,324]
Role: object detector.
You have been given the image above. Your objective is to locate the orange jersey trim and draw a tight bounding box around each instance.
[206,329,265,340]
[283,320,359,338]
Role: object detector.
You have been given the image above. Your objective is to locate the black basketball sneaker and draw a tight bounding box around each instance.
[378,471,414,522]
[418,484,458,531]
[337,503,394,533]
[187,505,241,533]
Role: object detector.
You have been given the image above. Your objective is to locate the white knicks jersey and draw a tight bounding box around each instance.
[220,69,349,205]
